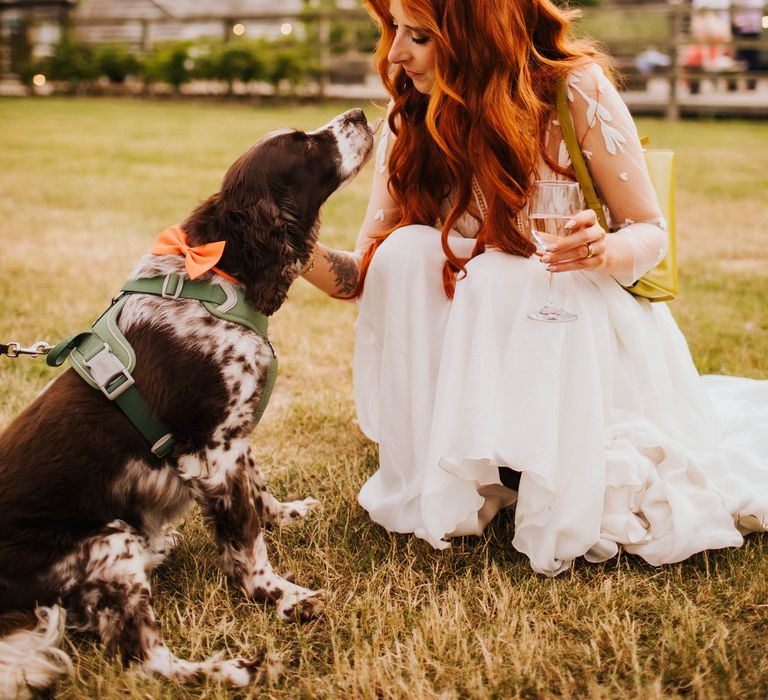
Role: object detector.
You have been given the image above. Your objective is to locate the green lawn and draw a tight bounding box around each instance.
[1,97,767,699]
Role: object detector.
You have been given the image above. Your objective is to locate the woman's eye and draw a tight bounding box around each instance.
[391,21,430,45]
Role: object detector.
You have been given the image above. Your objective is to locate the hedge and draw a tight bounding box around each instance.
[19,36,322,96]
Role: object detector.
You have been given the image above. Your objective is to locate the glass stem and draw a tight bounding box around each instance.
[545,272,558,311]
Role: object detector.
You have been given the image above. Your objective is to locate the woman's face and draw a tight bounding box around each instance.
[387,0,436,94]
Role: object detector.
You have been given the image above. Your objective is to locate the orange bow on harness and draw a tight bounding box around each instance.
[152,225,238,284]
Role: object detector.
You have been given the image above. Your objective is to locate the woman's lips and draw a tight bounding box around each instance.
[405,70,422,79]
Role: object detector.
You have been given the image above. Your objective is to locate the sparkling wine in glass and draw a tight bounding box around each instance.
[526,180,582,323]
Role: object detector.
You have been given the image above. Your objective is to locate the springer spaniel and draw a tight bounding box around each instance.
[0,108,374,696]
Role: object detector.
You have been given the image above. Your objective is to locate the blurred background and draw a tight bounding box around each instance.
[1,0,767,118]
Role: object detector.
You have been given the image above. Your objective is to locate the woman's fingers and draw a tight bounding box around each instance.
[539,209,606,271]
[546,246,605,272]
[564,209,598,231]
[542,226,604,261]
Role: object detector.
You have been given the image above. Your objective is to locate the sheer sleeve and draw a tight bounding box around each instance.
[354,101,401,255]
[561,64,668,286]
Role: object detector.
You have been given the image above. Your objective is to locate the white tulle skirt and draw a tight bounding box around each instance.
[353,225,768,576]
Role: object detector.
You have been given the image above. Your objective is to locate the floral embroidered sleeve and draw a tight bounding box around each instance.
[354,101,401,255]
[560,64,668,286]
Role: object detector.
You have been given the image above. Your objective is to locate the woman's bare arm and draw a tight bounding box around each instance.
[302,244,362,299]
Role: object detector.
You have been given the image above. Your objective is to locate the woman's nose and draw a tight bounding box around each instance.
[388,32,409,65]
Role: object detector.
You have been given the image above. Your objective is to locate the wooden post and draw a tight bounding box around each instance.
[666,0,683,121]
[140,18,152,54]
[59,5,72,43]
[317,13,331,99]
[0,15,8,77]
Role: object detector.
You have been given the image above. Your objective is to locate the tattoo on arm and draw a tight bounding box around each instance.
[323,250,359,297]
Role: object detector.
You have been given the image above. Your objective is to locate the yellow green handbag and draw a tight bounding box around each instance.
[555,83,678,302]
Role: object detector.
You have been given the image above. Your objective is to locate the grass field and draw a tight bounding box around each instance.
[1,97,767,699]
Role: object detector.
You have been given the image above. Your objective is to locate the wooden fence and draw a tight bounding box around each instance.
[584,2,768,118]
[5,2,768,117]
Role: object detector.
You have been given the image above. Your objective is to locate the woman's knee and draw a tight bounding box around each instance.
[380,225,440,254]
[369,225,442,273]
[457,249,534,298]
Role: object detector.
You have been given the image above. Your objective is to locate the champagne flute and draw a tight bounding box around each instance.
[526,180,582,323]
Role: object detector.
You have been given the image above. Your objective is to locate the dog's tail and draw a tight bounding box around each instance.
[0,605,72,700]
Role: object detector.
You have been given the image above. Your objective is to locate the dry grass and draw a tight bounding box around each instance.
[1,98,767,699]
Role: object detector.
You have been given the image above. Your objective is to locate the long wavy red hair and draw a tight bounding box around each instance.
[358,0,613,297]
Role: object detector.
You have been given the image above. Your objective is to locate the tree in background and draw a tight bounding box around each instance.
[44,41,100,94]
[96,45,143,85]
[194,41,268,95]
[142,42,193,94]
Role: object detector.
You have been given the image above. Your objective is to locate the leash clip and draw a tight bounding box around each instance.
[84,343,135,400]
[2,341,52,358]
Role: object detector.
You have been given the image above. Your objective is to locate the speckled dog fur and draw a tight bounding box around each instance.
[0,109,374,696]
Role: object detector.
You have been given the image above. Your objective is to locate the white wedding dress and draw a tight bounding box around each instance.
[352,65,768,576]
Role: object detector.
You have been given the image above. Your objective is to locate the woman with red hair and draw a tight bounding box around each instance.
[303,0,768,576]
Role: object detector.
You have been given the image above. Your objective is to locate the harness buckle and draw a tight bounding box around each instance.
[161,273,183,299]
[84,343,135,400]
[213,278,238,314]
[151,433,175,458]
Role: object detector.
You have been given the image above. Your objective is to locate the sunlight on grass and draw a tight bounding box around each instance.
[1,98,767,698]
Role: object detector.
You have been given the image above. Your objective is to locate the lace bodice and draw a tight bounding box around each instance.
[356,64,667,286]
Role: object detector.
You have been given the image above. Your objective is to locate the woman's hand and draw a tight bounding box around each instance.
[539,208,608,273]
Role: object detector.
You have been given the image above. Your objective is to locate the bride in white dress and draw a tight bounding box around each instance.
[303,0,768,576]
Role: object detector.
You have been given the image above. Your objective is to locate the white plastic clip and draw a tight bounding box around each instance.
[84,344,135,400]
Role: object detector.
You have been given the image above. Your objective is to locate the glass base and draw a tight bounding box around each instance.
[527,309,577,323]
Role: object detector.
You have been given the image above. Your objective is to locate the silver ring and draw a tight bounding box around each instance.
[584,242,594,259]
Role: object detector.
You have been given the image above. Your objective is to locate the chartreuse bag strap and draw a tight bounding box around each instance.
[555,80,609,232]
[47,273,276,458]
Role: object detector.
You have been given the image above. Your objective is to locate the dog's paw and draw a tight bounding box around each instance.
[139,649,279,687]
[149,524,180,557]
[212,654,282,686]
[278,587,326,623]
[274,497,321,526]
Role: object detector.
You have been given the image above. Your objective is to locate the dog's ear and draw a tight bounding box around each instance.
[221,194,306,316]
[186,189,314,316]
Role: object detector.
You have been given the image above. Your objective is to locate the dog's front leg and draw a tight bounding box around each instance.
[177,443,325,622]
[243,450,321,528]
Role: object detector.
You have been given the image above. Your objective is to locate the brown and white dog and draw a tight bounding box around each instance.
[0,108,374,696]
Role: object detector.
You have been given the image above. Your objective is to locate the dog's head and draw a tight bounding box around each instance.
[184,108,375,315]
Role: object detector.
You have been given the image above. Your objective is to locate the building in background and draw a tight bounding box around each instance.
[75,1,305,49]
[0,0,75,76]
[0,0,306,76]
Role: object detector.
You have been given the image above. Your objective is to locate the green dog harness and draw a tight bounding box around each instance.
[47,273,276,459]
